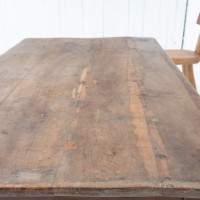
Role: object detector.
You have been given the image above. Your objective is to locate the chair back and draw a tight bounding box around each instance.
[195,13,200,54]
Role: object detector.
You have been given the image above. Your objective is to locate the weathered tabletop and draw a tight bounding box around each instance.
[0,37,200,199]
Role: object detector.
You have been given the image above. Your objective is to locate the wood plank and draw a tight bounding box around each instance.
[182,65,196,88]
[166,50,200,65]
[0,197,185,200]
[0,38,199,198]
[0,38,92,197]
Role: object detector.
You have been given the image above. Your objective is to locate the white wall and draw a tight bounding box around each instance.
[0,0,186,54]
[1,0,199,93]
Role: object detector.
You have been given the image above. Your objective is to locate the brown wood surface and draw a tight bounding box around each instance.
[182,65,196,88]
[0,38,200,199]
[0,197,197,200]
[166,50,200,65]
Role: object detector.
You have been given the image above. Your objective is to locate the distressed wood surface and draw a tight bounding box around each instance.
[0,38,200,199]
[0,197,197,200]
[0,197,198,200]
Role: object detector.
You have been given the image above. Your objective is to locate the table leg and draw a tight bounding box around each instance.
[182,65,196,88]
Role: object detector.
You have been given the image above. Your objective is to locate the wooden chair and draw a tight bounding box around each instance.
[166,13,200,88]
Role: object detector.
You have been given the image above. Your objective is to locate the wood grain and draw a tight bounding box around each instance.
[166,50,200,65]
[0,38,199,199]
[0,197,195,200]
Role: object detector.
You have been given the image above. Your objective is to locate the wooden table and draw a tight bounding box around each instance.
[0,38,199,200]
